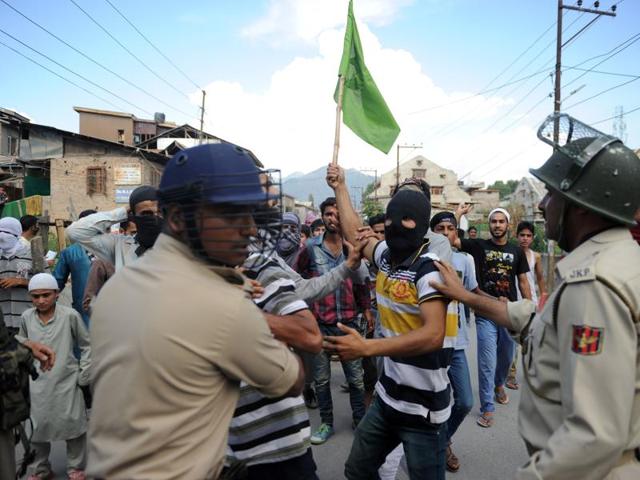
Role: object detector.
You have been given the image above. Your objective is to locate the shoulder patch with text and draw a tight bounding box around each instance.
[571,324,603,355]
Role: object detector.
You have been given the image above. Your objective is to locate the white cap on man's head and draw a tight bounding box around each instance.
[488,208,511,223]
[28,273,59,292]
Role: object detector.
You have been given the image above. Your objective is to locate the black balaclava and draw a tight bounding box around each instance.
[385,189,431,264]
[130,186,162,255]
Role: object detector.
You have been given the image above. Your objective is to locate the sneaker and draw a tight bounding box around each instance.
[310,423,334,445]
[68,470,87,480]
[303,387,318,409]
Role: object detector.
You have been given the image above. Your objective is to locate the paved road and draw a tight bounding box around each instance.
[308,318,529,479]
[21,317,529,479]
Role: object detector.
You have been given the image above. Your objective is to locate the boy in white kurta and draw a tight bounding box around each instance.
[16,273,91,480]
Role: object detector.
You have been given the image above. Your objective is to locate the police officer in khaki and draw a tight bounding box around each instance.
[431,113,640,479]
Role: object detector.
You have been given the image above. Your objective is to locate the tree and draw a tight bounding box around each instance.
[307,193,315,207]
[489,179,519,200]
[361,182,383,219]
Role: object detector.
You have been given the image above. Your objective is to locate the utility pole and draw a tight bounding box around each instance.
[547,0,616,289]
[396,144,422,188]
[199,89,206,145]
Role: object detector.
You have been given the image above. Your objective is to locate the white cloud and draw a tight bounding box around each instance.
[193,0,552,186]
[242,0,414,44]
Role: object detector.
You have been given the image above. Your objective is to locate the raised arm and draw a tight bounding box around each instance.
[66,208,126,264]
[326,164,378,262]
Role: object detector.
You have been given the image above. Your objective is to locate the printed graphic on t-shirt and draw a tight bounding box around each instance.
[483,249,517,298]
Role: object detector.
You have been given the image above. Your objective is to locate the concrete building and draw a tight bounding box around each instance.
[1,108,167,220]
[74,106,178,146]
[459,182,500,213]
[506,176,546,221]
[370,155,472,210]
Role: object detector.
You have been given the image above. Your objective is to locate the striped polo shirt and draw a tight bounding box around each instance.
[227,254,311,466]
[373,240,454,424]
[0,243,34,329]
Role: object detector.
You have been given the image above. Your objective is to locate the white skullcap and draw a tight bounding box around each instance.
[488,208,511,223]
[0,217,22,236]
[28,273,59,292]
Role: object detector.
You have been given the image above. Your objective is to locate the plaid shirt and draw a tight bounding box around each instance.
[296,234,370,325]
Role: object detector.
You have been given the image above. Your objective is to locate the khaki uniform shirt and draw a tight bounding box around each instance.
[87,234,300,480]
[507,227,640,479]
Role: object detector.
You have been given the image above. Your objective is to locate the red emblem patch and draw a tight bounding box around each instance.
[571,325,603,355]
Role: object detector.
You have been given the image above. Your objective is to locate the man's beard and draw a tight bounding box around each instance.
[491,228,507,239]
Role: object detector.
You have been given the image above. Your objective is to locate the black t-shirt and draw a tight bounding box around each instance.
[460,239,529,301]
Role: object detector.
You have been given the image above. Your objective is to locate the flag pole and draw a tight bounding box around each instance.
[332,75,346,165]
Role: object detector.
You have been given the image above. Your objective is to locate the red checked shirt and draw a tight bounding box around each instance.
[296,234,370,325]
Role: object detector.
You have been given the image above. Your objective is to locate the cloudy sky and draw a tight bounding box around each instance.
[2,0,638,184]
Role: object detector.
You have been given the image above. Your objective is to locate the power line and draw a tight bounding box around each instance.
[0,0,198,121]
[103,0,201,90]
[408,68,551,115]
[562,30,640,90]
[0,28,153,116]
[455,28,640,175]
[68,0,188,99]
[480,74,550,134]
[591,104,640,126]
[564,76,640,110]
[564,66,640,78]
[424,11,587,141]
[0,39,126,112]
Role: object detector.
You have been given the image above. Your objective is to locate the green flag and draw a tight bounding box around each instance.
[335,0,400,154]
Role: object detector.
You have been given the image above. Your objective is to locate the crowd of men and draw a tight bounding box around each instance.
[0,113,639,480]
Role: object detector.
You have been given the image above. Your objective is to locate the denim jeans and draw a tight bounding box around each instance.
[345,396,447,480]
[476,316,516,413]
[446,349,473,441]
[314,322,365,426]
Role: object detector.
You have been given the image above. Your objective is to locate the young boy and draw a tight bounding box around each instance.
[16,273,91,480]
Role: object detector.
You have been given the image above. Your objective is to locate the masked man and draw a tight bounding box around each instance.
[66,185,163,271]
[324,164,452,479]
[0,217,35,333]
[276,212,303,268]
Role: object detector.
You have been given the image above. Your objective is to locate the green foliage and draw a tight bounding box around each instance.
[362,182,383,219]
[489,179,519,199]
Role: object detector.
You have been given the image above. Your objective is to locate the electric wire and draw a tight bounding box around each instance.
[0,0,199,121]
[590,104,640,126]
[564,76,640,110]
[0,39,127,112]
[68,0,188,99]
[0,28,153,116]
[103,0,201,90]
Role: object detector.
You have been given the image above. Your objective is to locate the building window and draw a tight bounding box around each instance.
[7,136,18,156]
[117,129,125,144]
[150,168,161,187]
[431,186,443,195]
[87,167,107,195]
[412,168,426,179]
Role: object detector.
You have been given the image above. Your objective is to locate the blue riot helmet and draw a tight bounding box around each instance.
[157,143,282,267]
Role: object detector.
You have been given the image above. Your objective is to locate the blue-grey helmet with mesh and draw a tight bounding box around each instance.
[157,143,282,267]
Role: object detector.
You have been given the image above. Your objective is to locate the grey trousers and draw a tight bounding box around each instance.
[0,428,16,480]
[31,433,86,476]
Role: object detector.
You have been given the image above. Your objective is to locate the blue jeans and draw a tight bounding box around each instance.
[446,349,473,441]
[314,322,365,426]
[345,396,447,480]
[476,316,516,413]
